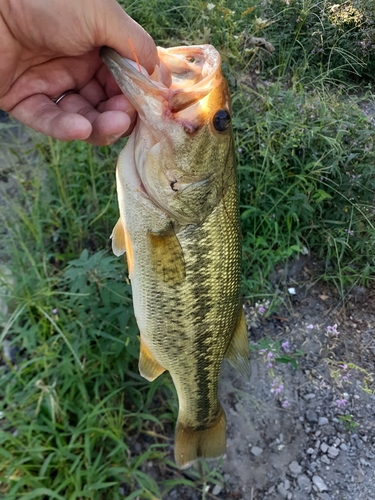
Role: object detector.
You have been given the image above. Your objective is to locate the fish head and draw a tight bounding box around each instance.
[101,44,234,225]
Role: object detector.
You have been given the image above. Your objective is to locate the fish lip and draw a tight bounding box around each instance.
[100,46,169,98]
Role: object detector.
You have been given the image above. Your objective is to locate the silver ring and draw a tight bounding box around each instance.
[51,89,76,105]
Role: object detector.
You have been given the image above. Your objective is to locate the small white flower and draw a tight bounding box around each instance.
[207,2,215,10]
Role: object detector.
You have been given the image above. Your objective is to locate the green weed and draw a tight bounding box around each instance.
[338,414,359,432]
[236,86,375,297]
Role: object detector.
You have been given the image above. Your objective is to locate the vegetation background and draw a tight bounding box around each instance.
[0,0,374,498]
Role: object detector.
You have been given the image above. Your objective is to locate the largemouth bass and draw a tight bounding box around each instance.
[101,44,250,469]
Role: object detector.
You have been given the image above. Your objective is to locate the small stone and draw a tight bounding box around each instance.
[318,417,329,426]
[353,468,365,483]
[321,455,330,465]
[135,442,145,455]
[2,340,18,364]
[319,493,331,500]
[212,484,222,496]
[303,393,316,400]
[284,479,290,490]
[327,446,339,459]
[360,458,370,467]
[250,446,263,456]
[340,443,348,451]
[320,443,329,453]
[277,484,288,498]
[312,475,328,492]
[307,447,315,455]
[306,410,318,423]
[297,474,312,493]
[287,494,292,500]
[289,460,302,475]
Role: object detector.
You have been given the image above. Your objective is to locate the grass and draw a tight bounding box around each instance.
[1,0,375,498]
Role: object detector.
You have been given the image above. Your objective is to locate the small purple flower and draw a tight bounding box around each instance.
[340,364,348,370]
[306,324,314,330]
[267,352,274,360]
[275,384,284,395]
[327,324,339,336]
[259,306,266,314]
[336,398,347,408]
[52,308,58,315]
[266,362,273,369]
[282,400,289,408]
[281,341,290,351]
[238,148,243,154]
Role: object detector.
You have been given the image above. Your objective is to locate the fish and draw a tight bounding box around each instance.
[100,44,250,469]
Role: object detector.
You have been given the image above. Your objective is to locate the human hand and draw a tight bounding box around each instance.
[0,0,158,145]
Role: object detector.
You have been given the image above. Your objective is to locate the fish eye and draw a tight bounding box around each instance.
[212,109,231,132]
[187,57,196,63]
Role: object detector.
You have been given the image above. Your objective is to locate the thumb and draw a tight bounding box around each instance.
[95,0,159,75]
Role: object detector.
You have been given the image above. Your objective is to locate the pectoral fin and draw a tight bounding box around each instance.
[225,307,251,378]
[147,225,185,285]
[111,219,126,256]
[111,218,134,278]
[139,336,166,382]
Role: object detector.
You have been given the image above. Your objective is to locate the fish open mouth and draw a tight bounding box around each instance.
[100,45,223,116]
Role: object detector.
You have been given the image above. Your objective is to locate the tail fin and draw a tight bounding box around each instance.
[174,405,226,469]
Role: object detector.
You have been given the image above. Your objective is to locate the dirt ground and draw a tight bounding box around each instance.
[141,257,375,500]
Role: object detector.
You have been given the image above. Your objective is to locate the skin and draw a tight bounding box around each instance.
[0,0,161,145]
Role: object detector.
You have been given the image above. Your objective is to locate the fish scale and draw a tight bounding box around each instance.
[101,44,251,469]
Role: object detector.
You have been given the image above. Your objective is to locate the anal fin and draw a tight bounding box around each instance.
[225,306,251,378]
[139,336,166,382]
